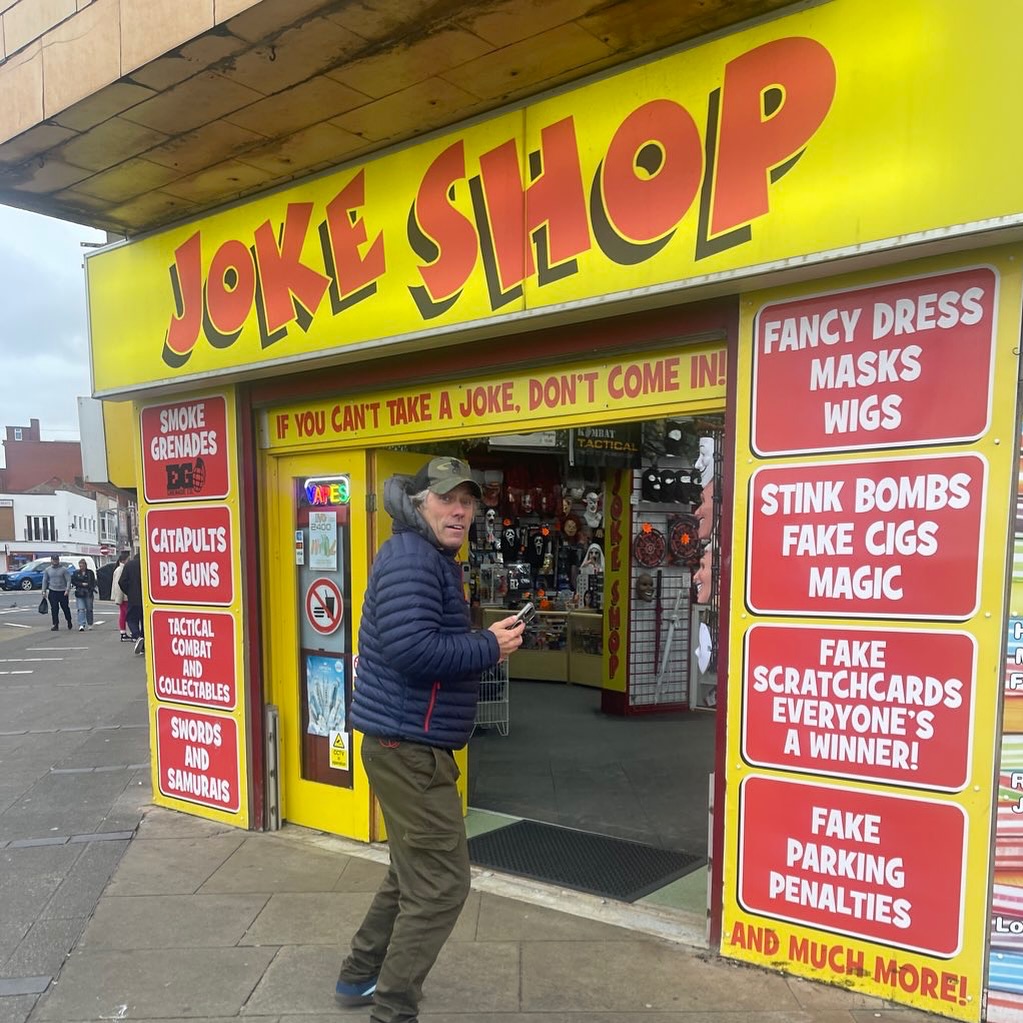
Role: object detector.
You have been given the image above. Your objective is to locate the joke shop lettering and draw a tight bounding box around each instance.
[163,36,836,367]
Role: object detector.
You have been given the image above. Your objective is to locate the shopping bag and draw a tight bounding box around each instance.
[38,596,48,614]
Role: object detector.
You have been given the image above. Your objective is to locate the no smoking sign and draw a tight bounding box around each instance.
[305,578,344,635]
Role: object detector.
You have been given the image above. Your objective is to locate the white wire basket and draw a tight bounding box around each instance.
[473,659,509,736]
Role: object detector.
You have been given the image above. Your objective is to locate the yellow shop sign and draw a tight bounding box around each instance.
[87,0,1023,395]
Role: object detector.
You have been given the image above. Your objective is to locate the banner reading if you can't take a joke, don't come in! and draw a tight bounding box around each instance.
[722,247,1022,1021]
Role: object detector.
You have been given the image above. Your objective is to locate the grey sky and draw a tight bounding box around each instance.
[0,205,106,459]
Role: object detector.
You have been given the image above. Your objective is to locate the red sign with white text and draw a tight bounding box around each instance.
[742,624,976,791]
[751,266,997,455]
[151,609,237,710]
[746,453,986,619]
[140,396,230,502]
[738,775,967,956]
[156,706,239,812]
[146,505,234,606]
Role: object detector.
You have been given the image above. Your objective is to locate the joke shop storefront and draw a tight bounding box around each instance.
[84,0,1023,1019]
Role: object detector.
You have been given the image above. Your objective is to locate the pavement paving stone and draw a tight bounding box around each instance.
[0,993,37,1023]
[104,835,246,896]
[240,891,373,946]
[423,939,521,1013]
[200,835,348,894]
[137,807,238,840]
[0,771,139,841]
[32,947,277,1020]
[0,845,85,960]
[0,915,86,978]
[244,946,418,1016]
[405,1016,859,1023]
[473,891,648,942]
[332,853,388,892]
[53,730,149,769]
[520,940,804,1014]
[41,839,129,920]
[79,894,269,949]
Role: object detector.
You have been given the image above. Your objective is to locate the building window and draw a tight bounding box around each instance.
[13,427,22,441]
[26,516,56,541]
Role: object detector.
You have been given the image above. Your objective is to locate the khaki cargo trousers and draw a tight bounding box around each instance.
[339,738,470,1023]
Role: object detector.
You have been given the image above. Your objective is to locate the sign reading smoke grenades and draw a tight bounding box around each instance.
[140,395,230,502]
[742,624,976,791]
[151,609,237,710]
[738,775,967,956]
[752,267,997,455]
[146,505,234,605]
[747,453,986,619]
[156,706,239,812]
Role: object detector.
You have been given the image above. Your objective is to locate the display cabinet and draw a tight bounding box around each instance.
[567,611,604,687]
[482,608,568,681]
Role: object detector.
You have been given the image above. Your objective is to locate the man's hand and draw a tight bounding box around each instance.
[489,615,525,662]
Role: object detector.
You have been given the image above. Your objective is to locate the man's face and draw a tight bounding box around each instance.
[420,484,477,550]
[51,557,59,567]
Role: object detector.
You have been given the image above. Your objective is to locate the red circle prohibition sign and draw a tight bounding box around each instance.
[305,577,344,635]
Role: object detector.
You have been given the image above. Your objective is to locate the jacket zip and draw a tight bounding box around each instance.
[423,681,440,732]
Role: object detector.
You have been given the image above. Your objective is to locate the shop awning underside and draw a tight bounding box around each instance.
[0,0,793,237]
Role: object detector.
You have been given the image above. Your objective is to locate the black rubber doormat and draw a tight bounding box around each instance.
[467,820,705,902]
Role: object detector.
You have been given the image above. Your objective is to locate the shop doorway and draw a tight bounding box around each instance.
[393,413,725,899]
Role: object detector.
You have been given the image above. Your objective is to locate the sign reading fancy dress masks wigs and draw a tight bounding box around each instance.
[751,268,997,455]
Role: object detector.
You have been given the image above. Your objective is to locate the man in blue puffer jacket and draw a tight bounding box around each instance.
[336,456,524,1023]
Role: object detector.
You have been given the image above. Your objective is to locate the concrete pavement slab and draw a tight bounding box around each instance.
[243,946,358,1015]
[52,729,150,769]
[423,939,521,1013]
[332,853,388,892]
[32,946,277,1020]
[0,993,36,1023]
[79,894,269,949]
[241,891,374,946]
[0,915,86,978]
[40,839,129,919]
[788,974,890,1010]
[473,891,649,942]
[137,807,239,840]
[0,844,84,961]
[519,939,803,1014]
[0,770,140,840]
[200,835,347,894]
[104,835,246,895]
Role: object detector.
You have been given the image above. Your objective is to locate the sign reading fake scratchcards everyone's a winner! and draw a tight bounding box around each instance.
[722,253,1021,1022]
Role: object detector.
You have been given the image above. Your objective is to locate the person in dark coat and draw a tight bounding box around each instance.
[118,553,145,655]
[335,457,523,1022]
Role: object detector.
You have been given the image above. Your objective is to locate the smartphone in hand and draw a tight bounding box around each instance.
[511,602,535,627]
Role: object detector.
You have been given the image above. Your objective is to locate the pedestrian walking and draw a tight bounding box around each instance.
[335,457,524,1023]
[110,551,131,641]
[118,553,145,655]
[70,558,97,631]
[41,554,73,631]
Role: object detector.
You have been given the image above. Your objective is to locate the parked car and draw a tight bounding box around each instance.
[0,555,98,591]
